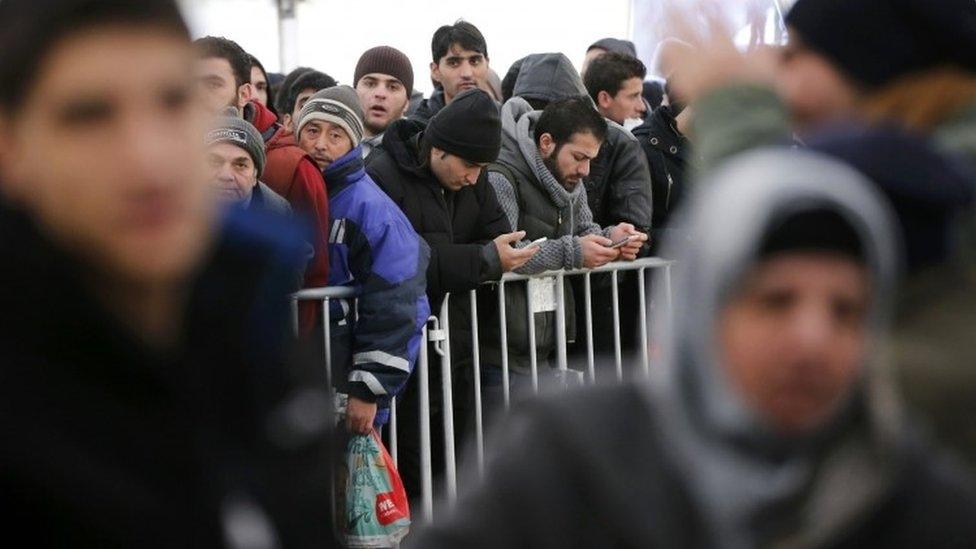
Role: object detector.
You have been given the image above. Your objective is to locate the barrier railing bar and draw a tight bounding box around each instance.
[526,282,539,394]
[638,268,650,378]
[611,270,623,382]
[495,257,671,283]
[555,273,567,372]
[418,322,434,522]
[438,298,458,505]
[469,290,485,476]
[322,297,333,390]
[584,272,595,384]
[498,282,511,408]
[389,397,398,466]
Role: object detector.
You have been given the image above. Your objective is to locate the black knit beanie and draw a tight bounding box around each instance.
[786,0,976,89]
[426,88,501,164]
[759,208,865,263]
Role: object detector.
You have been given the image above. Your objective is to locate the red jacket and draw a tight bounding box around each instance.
[264,126,330,334]
[243,100,281,142]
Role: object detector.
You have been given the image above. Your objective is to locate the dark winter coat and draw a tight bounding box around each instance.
[0,204,336,548]
[365,118,511,307]
[410,88,446,125]
[407,384,976,549]
[633,105,690,233]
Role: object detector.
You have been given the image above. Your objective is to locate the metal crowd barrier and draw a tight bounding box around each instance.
[291,257,674,525]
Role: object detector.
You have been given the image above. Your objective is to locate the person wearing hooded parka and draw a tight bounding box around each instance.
[406,149,976,549]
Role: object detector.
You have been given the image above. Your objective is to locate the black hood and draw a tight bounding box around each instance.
[380,118,429,177]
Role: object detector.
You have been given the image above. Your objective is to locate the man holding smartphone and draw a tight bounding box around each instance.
[480,96,647,406]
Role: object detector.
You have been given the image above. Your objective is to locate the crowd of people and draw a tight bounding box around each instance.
[2,0,976,547]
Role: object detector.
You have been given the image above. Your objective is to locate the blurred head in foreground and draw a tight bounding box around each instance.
[0,0,214,292]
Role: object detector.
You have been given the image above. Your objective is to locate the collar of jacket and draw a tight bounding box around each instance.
[636,105,689,158]
[323,145,366,196]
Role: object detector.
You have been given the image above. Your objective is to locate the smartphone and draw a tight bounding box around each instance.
[529,237,548,247]
[609,235,634,249]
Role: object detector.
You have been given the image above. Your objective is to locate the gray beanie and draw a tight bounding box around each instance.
[297,85,365,147]
[205,114,267,177]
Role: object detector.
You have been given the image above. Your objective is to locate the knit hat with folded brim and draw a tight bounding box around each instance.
[205,113,266,177]
[426,88,501,164]
[297,85,365,147]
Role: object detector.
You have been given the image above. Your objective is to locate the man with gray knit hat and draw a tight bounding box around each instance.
[354,46,415,157]
[295,85,431,438]
[205,113,291,214]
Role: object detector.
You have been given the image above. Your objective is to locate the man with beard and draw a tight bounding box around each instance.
[482,96,646,398]
[354,46,414,157]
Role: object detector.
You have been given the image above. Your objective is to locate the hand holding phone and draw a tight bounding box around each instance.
[608,235,634,249]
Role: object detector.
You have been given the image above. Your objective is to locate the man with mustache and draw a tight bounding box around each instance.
[354,46,414,158]
[413,20,492,124]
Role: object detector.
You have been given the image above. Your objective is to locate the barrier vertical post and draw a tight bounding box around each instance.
[498,282,511,408]
[438,298,457,504]
[322,297,332,390]
[584,272,595,384]
[469,290,485,475]
[638,268,650,377]
[418,323,434,522]
[526,283,539,393]
[611,270,623,381]
[554,273,568,372]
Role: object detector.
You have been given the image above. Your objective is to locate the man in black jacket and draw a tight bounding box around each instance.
[367,88,536,501]
[0,1,335,546]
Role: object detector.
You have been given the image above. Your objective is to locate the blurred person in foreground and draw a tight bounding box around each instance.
[0,0,335,546]
[667,0,976,465]
[407,149,976,548]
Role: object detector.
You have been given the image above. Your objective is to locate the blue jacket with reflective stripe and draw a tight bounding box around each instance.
[324,145,430,421]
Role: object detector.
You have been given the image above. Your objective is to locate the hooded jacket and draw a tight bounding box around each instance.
[513,53,653,234]
[365,118,510,307]
[0,203,337,547]
[407,150,976,549]
[322,145,430,420]
[263,126,331,333]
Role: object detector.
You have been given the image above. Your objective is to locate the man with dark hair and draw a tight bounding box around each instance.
[367,88,536,498]
[249,53,273,108]
[293,86,430,436]
[0,0,335,545]
[193,35,253,114]
[205,114,291,215]
[484,96,646,389]
[274,66,313,121]
[354,45,415,157]
[581,37,638,77]
[261,70,336,334]
[413,20,491,123]
[584,51,648,127]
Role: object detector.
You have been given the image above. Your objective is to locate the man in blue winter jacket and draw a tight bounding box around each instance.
[296,85,431,434]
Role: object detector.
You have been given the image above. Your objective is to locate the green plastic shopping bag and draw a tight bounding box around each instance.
[335,429,411,548]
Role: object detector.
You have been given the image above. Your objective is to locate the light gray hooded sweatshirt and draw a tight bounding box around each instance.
[488,96,611,274]
[649,148,906,549]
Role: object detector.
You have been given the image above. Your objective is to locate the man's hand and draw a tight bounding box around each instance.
[580,234,619,268]
[494,231,539,272]
[345,396,377,435]
[609,223,649,261]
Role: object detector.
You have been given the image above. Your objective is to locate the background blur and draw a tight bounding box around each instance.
[179,0,797,94]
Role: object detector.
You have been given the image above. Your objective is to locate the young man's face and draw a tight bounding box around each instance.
[286,87,320,133]
[250,65,268,106]
[429,147,486,191]
[356,73,409,137]
[298,120,353,170]
[196,56,251,114]
[207,141,257,203]
[718,252,870,434]
[776,35,859,134]
[539,131,602,190]
[431,44,488,104]
[597,76,646,125]
[0,26,214,285]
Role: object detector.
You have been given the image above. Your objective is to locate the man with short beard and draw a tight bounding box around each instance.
[413,20,491,124]
[193,35,253,115]
[354,46,414,157]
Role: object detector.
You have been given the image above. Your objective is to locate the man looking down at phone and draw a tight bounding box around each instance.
[478,96,647,407]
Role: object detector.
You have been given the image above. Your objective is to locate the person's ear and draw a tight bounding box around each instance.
[399,99,410,118]
[238,82,253,108]
[539,133,555,157]
[430,61,442,85]
[597,90,613,110]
